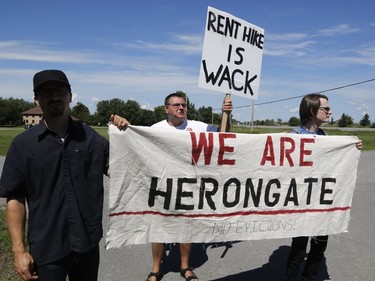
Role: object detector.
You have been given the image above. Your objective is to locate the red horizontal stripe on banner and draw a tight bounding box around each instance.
[109,206,351,218]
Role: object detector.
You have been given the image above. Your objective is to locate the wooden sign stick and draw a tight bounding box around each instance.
[220,93,232,132]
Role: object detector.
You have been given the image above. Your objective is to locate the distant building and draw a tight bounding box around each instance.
[21,107,80,129]
[21,106,43,128]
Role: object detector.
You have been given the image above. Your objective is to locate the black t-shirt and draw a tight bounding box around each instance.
[0,118,109,265]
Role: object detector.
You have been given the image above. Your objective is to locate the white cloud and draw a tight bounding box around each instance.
[289,106,299,113]
[71,92,78,102]
[0,40,108,64]
[141,102,155,110]
[112,33,203,55]
[267,33,308,41]
[91,96,101,103]
[317,24,360,36]
[264,32,315,57]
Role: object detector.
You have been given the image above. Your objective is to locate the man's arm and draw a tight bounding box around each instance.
[6,198,38,280]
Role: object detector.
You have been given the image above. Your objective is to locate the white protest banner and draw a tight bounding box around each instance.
[198,6,264,99]
[106,125,360,249]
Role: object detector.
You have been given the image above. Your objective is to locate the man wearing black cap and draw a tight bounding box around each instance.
[0,70,109,281]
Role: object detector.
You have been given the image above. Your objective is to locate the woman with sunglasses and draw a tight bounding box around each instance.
[283,93,362,281]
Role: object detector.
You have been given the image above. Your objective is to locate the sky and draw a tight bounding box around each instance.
[1,0,375,123]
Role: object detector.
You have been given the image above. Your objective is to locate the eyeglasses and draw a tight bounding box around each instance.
[319,107,331,114]
[37,88,69,98]
[166,103,187,109]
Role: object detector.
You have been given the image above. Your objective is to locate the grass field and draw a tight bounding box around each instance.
[231,126,375,151]
[0,126,374,156]
[0,209,20,281]
[0,125,373,279]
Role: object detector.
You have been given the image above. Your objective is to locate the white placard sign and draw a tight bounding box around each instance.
[106,125,360,248]
[198,6,265,99]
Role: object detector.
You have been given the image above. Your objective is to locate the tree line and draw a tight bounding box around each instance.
[0,95,374,128]
[0,92,222,127]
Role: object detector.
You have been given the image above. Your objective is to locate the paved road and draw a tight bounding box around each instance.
[98,151,375,281]
[1,152,375,280]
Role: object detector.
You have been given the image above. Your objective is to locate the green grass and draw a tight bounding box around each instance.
[230,126,375,151]
[0,126,374,156]
[93,126,109,140]
[0,128,24,156]
[0,209,19,281]
[0,126,373,279]
[323,128,375,150]
[0,127,109,156]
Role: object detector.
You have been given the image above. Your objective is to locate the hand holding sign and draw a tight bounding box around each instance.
[220,93,232,132]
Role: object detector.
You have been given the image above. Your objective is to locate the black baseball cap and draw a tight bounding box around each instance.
[33,70,71,92]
